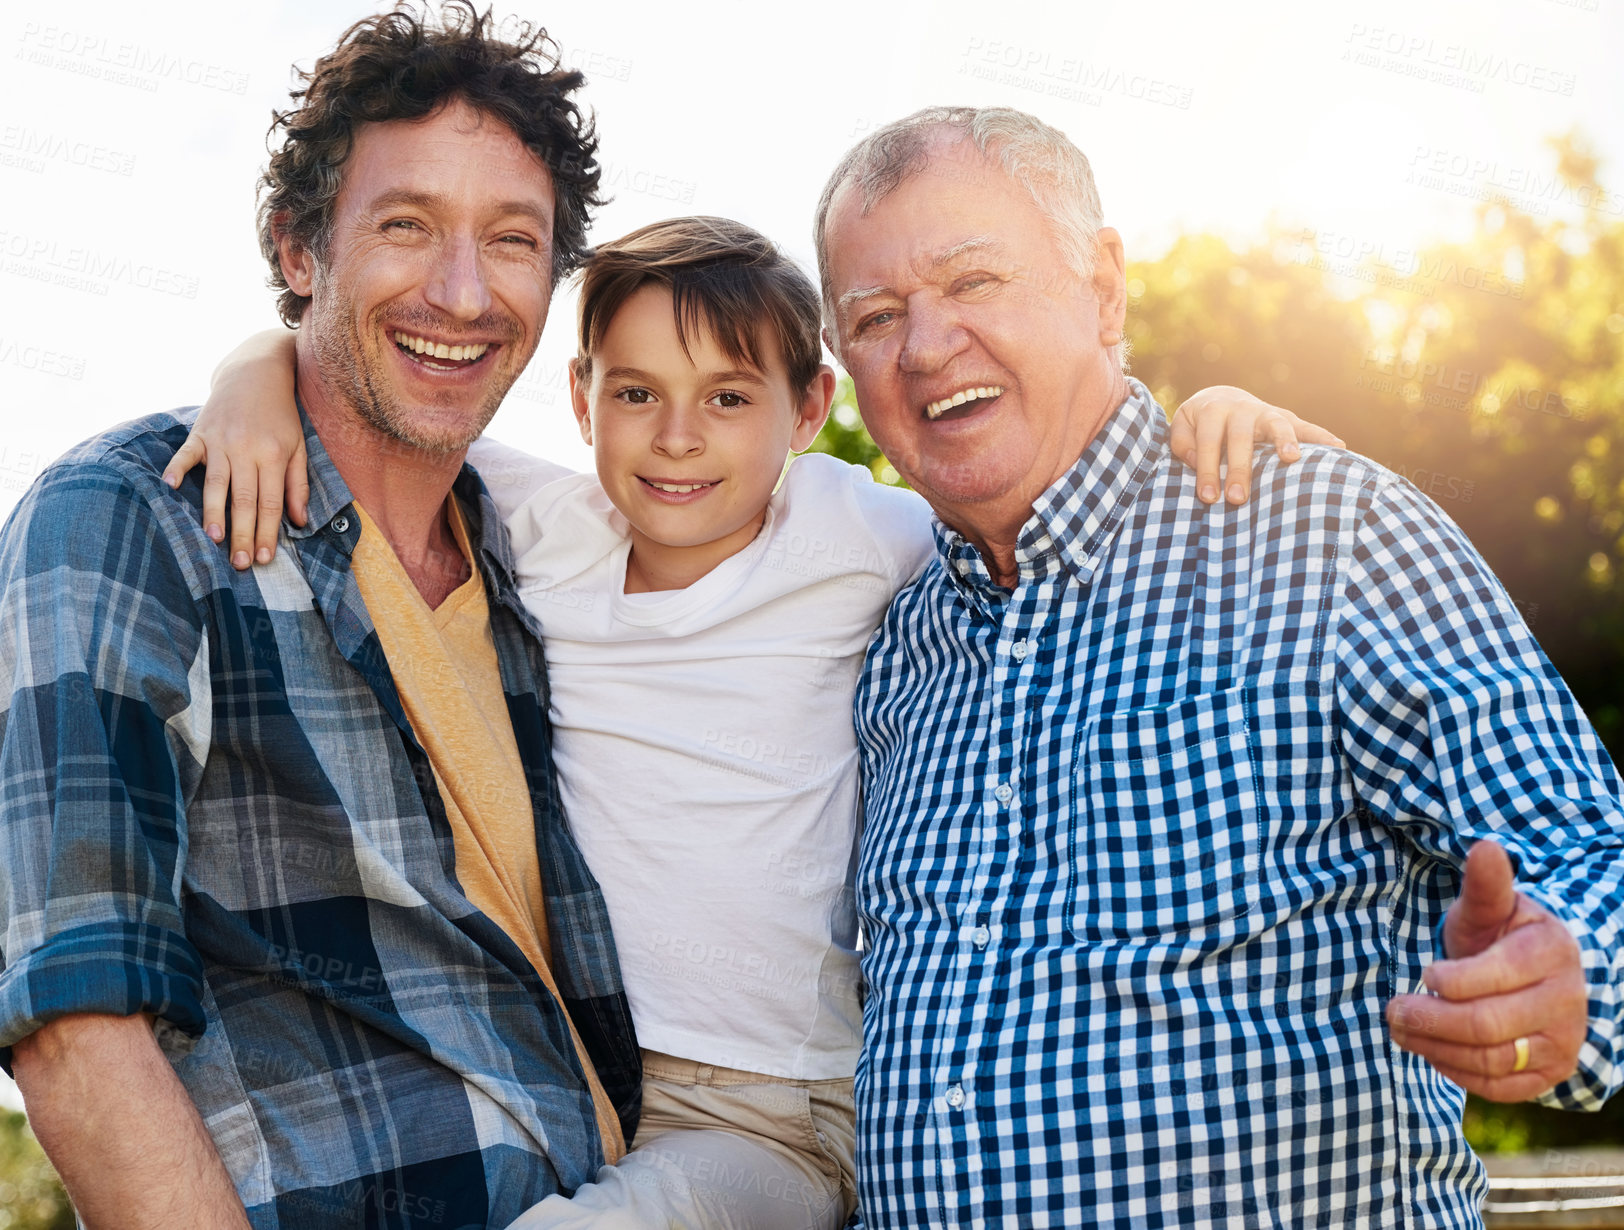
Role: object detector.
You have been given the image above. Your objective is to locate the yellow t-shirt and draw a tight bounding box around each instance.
[350,496,625,1163]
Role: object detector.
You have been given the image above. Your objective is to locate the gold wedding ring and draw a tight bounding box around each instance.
[1512,1036,1531,1073]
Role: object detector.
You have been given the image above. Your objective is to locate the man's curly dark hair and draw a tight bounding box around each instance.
[257,1,602,326]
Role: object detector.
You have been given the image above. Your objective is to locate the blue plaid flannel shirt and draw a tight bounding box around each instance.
[854,379,1624,1228]
[0,409,640,1228]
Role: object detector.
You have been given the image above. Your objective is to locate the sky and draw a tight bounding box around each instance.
[0,0,1620,1110]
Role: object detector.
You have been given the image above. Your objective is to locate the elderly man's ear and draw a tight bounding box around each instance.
[1091,226,1127,349]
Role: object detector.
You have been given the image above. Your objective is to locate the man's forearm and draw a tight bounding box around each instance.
[12,1013,251,1230]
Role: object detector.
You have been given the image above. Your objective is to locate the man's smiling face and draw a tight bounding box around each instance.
[280,96,555,455]
[822,136,1124,534]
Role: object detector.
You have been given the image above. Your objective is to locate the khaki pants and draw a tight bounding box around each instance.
[507,1049,857,1230]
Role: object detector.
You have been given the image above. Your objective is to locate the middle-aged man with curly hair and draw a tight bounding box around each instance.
[0,8,641,1227]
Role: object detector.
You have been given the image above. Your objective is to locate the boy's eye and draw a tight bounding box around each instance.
[615,387,654,405]
[710,391,749,409]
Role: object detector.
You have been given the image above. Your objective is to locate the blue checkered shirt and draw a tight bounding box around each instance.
[853,379,1624,1228]
[0,409,640,1228]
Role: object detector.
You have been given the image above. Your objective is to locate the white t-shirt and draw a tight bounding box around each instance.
[468,439,935,1078]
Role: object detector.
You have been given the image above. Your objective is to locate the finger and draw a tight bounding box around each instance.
[252,461,286,566]
[1288,416,1344,448]
[201,450,232,546]
[1425,911,1577,1001]
[1193,405,1235,504]
[163,433,207,490]
[1422,1054,1560,1103]
[1389,1026,1537,1078]
[286,437,310,528]
[1386,986,1566,1049]
[1268,414,1302,465]
[1446,839,1519,958]
[1169,404,1197,469]
[1223,409,1261,503]
[228,463,260,571]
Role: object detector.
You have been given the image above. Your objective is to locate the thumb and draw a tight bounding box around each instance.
[287,437,311,528]
[1444,839,1518,959]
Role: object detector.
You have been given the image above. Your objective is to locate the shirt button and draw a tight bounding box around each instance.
[970,926,990,949]
[994,782,1014,804]
[332,514,351,534]
[945,1084,966,1109]
[1011,640,1030,660]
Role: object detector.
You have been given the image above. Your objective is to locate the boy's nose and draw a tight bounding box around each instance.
[652,404,704,456]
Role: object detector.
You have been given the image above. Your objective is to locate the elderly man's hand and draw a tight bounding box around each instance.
[1386,840,1589,1101]
[1169,386,1344,505]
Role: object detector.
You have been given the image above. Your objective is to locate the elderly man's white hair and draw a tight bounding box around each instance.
[814,105,1127,370]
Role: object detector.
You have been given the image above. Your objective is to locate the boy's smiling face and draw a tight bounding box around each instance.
[571,283,831,592]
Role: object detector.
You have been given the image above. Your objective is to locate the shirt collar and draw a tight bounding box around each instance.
[936,377,1168,599]
[287,402,520,594]
[285,400,353,542]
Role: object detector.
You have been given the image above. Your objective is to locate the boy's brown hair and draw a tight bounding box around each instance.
[576,216,823,395]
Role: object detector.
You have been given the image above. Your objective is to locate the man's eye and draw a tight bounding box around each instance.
[954,274,995,294]
[498,234,539,247]
[855,310,896,336]
[384,219,420,233]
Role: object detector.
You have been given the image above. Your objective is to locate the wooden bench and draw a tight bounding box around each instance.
[1484,1151,1624,1228]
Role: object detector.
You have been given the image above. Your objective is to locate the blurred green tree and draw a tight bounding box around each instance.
[805,377,905,487]
[0,1112,72,1230]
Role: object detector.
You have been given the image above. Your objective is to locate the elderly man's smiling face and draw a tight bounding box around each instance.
[823,137,1126,544]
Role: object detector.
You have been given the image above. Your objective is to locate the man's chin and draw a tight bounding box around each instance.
[358,399,501,458]
[891,446,1036,506]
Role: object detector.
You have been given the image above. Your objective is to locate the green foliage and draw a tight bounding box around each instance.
[806,377,907,487]
[0,1112,72,1230]
[1123,134,1624,757]
[1465,1090,1624,1155]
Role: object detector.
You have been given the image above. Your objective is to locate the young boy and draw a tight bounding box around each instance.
[170,216,1335,1228]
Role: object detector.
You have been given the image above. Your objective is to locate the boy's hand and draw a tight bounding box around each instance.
[1170,386,1345,504]
[162,329,306,569]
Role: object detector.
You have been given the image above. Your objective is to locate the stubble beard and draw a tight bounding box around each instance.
[307,270,523,459]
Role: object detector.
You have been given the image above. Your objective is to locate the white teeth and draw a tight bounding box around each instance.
[924,384,1006,420]
[392,331,490,362]
[648,481,713,494]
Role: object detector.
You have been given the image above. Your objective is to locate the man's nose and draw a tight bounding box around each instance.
[652,402,704,457]
[423,235,492,321]
[898,295,965,374]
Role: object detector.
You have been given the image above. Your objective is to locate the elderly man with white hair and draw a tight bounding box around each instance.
[817,105,1624,1228]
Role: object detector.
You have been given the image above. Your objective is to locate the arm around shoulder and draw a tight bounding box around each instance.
[466,435,581,524]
